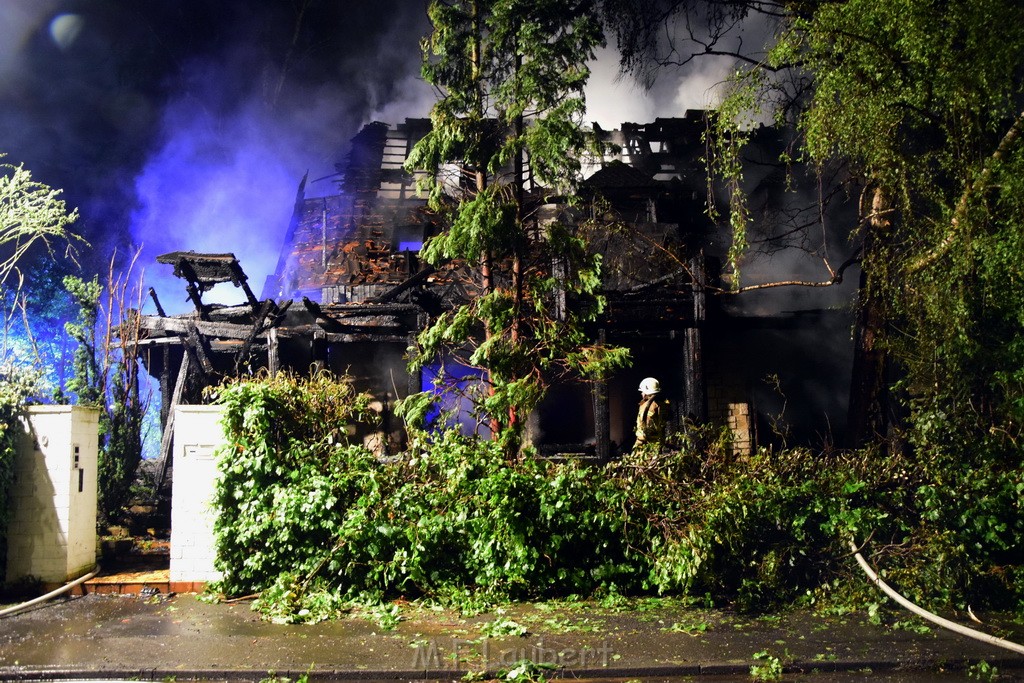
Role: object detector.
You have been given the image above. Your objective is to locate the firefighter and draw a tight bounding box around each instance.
[635,376,667,449]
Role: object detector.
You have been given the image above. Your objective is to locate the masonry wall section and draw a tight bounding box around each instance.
[6,405,99,586]
[169,405,225,590]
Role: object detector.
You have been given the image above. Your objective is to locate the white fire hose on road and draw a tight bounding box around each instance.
[850,539,1024,655]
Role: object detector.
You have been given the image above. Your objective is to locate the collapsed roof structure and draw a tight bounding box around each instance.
[133,111,856,484]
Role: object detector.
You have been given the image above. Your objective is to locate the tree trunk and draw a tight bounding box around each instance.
[470,0,500,440]
[507,47,526,446]
[848,186,891,448]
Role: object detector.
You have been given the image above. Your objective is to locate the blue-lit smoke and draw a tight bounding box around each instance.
[125,9,435,314]
[129,96,303,313]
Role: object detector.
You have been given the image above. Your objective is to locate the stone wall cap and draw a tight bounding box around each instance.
[173,405,224,413]
[23,405,101,415]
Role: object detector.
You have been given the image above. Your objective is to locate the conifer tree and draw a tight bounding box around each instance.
[405,0,629,454]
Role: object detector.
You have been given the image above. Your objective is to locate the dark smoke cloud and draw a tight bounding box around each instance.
[1,1,836,316]
[127,2,433,309]
[0,0,430,311]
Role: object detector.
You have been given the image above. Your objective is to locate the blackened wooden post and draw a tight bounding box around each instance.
[683,252,707,422]
[149,287,174,429]
[235,299,276,375]
[594,327,611,461]
[185,322,214,376]
[160,346,171,428]
[267,328,280,377]
[310,328,327,373]
[183,281,207,320]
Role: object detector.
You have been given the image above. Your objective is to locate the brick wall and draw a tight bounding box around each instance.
[705,363,754,458]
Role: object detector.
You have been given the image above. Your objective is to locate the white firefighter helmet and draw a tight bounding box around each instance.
[638,377,661,395]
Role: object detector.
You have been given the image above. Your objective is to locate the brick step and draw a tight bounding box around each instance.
[78,569,206,595]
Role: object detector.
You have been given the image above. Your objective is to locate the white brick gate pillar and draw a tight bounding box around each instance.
[6,405,100,587]
[169,405,225,592]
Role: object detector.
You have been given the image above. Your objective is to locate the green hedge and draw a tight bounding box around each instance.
[209,374,1023,621]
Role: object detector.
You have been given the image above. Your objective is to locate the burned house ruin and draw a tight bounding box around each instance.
[134,111,855,478]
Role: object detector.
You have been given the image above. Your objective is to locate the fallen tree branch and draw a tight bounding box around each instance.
[908,110,1024,273]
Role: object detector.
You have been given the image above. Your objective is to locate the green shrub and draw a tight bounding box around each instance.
[317,429,637,603]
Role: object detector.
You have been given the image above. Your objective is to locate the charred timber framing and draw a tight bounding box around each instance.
[136,253,425,490]
[234,298,280,375]
[123,113,861,469]
[135,313,418,346]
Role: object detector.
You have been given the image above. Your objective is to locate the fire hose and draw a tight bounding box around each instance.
[0,564,101,618]
[849,539,1024,655]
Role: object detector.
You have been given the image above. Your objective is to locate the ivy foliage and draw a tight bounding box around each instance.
[209,371,381,595]
[209,375,1023,622]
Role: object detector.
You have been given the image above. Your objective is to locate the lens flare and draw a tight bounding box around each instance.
[49,13,83,51]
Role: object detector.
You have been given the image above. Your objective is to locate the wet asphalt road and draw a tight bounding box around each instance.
[0,593,1022,681]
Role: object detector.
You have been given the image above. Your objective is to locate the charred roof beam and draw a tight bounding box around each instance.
[157,251,262,319]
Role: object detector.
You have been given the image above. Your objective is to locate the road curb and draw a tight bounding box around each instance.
[2,655,1022,681]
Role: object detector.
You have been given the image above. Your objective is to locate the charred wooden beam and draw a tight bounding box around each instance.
[316,302,422,315]
[140,317,259,339]
[155,351,191,494]
[185,321,215,375]
[682,328,705,422]
[158,251,245,285]
[133,325,409,347]
[316,331,409,344]
[310,327,328,373]
[267,328,280,376]
[131,336,189,347]
[184,281,209,320]
[270,298,293,323]
[302,296,323,317]
[212,339,260,352]
[691,251,706,322]
[323,314,403,328]
[625,267,690,293]
[157,251,262,316]
[149,287,167,317]
[234,298,277,375]
[371,263,437,304]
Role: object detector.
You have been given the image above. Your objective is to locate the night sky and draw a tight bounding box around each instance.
[0,1,731,311]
